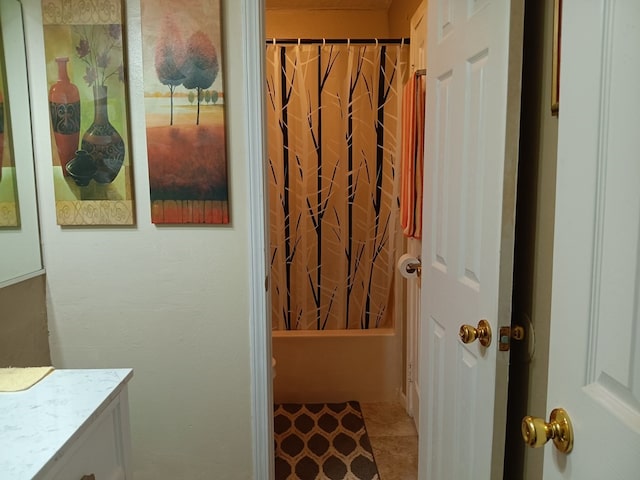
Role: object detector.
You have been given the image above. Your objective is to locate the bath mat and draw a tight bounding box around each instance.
[274,401,379,480]
[0,366,54,392]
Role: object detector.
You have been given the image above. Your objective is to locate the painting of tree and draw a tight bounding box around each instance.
[154,15,185,126]
[182,31,218,125]
[141,0,228,224]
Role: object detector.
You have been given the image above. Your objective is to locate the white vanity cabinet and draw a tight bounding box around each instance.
[0,369,133,479]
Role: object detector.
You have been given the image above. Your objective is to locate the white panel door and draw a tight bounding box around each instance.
[419,0,522,479]
[406,0,427,432]
[543,0,640,477]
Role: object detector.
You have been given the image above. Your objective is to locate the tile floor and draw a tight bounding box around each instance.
[360,402,419,480]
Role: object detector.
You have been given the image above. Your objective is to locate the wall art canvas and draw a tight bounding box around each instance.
[551,0,562,116]
[140,0,229,224]
[0,33,19,228]
[42,0,134,225]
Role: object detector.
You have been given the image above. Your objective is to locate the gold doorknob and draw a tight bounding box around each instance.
[459,319,492,347]
[521,408,573,454]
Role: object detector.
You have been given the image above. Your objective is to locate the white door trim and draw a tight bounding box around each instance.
[243,0,273,479]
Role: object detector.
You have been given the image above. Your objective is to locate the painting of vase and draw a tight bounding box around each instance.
[49,57,80,177]
[42,0,135,226]
[0,91,4,182]
[0,32,19,229]
[81,85,125,184]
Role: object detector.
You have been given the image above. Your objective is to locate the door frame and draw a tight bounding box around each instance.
[242,1,525,479]
[405,0,427,429]
[243,0,273,479]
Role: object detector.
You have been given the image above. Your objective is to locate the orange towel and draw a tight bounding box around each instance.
[400,72,426,239]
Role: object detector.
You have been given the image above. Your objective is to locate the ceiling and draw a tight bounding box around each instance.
[266,0,393,9]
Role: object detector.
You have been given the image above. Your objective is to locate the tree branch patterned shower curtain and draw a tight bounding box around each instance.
[267,42,408,330]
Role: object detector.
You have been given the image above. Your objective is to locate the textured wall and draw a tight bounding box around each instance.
[388,0,424,37]
[265,0,422,39]
[266,9,389,38]
[21,0,254,478]
[0,275,50,368]
[267,0,391,8]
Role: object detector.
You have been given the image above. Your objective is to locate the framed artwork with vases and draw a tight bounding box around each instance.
[42,0,135,225]
[0,36,19,228]
[140,0,229,224]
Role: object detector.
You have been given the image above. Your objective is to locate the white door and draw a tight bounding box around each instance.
[542,0,640,477]
[418,0,523,479]
[406,0,427,432]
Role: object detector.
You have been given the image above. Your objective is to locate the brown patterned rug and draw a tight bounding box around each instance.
[274,401,380,480]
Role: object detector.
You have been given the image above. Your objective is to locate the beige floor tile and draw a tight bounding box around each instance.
[360,402,418,437]
[360,402,419,479]
[369,435,418,480]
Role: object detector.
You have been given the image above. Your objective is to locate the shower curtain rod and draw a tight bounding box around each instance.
[265,38,410,45]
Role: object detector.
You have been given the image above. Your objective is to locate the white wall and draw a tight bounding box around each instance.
[22,1,254,478]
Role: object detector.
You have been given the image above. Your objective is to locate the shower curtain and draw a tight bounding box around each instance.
[267,42,408,331]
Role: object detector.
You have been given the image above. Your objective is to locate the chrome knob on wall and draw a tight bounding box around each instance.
[405,261,421,276]
[397,254,421,279]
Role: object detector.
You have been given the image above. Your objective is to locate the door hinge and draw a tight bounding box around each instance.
[408,362,414,383]
[499,325,525,351]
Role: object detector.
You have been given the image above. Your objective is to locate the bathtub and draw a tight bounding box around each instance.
[272,328,403,404]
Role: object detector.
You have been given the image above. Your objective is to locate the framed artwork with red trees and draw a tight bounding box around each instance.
[140,0,229,224]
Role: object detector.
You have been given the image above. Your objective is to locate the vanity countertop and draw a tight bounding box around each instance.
[0,368,133,479]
